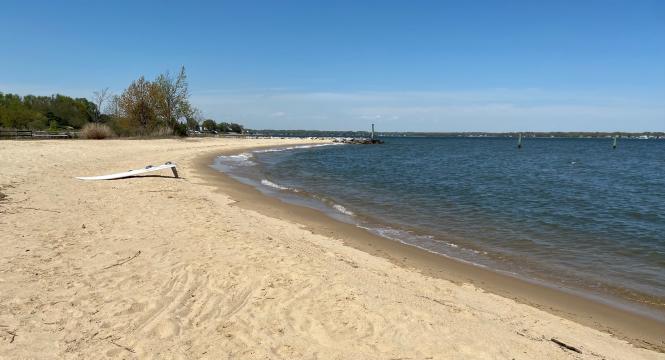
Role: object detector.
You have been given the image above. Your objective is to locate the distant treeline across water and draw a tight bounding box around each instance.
[249,129,665,139]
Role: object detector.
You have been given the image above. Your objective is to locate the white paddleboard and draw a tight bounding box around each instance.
[76,162,178,180]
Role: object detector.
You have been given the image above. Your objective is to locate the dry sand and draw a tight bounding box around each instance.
[0,138,663,359]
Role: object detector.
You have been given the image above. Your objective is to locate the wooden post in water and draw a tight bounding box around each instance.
[612,136,617,149]
[517,133,523,149]
[371,123,375,140]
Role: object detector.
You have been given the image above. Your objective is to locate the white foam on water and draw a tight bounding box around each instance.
[332,204,354,216]
[218,143,344,169]
[261,179,289,190]
[261,179,288,190]
[260,179,301,193]
[253,143,344,154]
[217,152,256,166]
[357,225,488,268]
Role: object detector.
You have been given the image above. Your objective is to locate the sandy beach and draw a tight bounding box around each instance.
[1,138,664,359]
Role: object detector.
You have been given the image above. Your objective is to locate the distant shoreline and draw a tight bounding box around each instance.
[247,130,665,140]
[197,143,665,352]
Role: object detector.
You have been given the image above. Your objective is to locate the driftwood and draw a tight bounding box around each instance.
[4,330,16,344]
[551,338,582,353]
[17,207,61,213]
[110,339,136,353]
[103,251,141,270]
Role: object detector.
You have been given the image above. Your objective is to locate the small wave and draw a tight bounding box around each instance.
[253,148,284,153]
[261,179,289,190]
[218,144,343,168]
[357,225,488,268]
[332,204,354,216]
[253,143,344,154]
[229,152,254,160]
[260,179,300,193]
[217,152,256,166]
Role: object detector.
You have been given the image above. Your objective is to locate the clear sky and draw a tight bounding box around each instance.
[1,0,664,131]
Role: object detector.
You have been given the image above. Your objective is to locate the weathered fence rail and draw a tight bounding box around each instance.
[0,130,33,139]
[32,131,76,139]
[0,130,77,139]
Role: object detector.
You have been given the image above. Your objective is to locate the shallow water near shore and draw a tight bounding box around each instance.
[213,137,665,318]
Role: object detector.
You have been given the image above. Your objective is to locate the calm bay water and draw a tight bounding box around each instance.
[214,137,665,314]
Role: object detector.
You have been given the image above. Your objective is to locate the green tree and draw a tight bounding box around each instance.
[154,66,191,130]
[186,117,199,130]
[0,92,94,130]
[185,107,203,130]
[202,119,216,131]
[229,123,244,133]
[217,122,230,132]
[118,76,158,133]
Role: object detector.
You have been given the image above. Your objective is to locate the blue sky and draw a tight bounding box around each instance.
[1,0,664,131]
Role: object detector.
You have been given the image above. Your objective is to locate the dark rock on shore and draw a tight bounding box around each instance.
[333,137,384,144]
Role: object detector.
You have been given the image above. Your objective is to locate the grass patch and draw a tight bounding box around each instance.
[80,123,116,139]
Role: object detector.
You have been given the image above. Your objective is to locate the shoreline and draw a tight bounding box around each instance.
[2,138,664,358]
[195,143,665,352]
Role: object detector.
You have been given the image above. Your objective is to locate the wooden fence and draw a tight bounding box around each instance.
[0,130,77,139]
[0,130,33,139]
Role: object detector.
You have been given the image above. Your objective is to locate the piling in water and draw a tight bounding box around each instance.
[517,133,522,149]
[613,136,617,149]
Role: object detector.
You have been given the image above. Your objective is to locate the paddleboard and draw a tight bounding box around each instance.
[76,162,178,180]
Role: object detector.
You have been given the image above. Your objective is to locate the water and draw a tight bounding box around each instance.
[213,137,665,314]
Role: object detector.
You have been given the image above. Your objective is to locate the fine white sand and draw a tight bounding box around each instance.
[1,138,663,359]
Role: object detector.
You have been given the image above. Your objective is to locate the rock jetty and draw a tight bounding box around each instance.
[333,137,384,144]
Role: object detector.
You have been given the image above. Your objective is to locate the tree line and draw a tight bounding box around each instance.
[0,66,244,137]
[200,119,244,134]
[0,93,96,130]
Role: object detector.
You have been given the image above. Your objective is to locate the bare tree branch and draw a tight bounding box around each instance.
[92,88,112,122]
